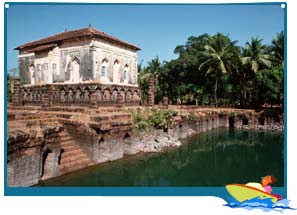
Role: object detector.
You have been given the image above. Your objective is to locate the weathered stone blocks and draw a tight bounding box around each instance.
[7,126,63,186]
[16,82,140,107]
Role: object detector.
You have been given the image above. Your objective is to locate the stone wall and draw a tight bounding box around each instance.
[11,78,21,105]
[18,54,35,85]
[7,106,283,186]
[17,82,141,106]
[172,114,227,139]
[92,39,138,85]
[7,126,63,187]
[62,112,133,163]
[18,37,138,86]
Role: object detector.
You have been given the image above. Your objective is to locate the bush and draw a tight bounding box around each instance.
[150,109,166,129]
[131,108,177,133]
[188,111,198,122]
[218,111,227,117]
[230,111,238,117]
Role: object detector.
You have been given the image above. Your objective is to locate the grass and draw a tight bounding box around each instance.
[131,108,177,134]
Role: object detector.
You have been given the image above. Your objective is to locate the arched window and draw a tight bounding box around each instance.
[101,58,108,77]
[67,57,80,83]
[29,64,35,85]
[113,59,120,83]
[123,64,129,82]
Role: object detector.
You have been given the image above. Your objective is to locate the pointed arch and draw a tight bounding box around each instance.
[122,64,129,83]
[66,56,81,83]
[113,59,120,84]
[71,56,80,64]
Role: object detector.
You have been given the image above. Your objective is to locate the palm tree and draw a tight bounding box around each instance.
[198,33,240,106]
[242,37,271,73]
[241,38,271,106]
[147,56,162,75]
[146,56,165,102]
[138,68,151,104]
[270,31,284,65]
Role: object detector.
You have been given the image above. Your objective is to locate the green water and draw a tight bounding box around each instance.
[38,128,284,187]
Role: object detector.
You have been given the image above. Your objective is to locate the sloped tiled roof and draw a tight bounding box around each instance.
[27,43,58,53]
[15,26,140,51]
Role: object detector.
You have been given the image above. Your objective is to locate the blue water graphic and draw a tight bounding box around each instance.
[224,197,296,212]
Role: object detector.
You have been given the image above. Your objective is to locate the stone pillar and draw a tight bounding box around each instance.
[202,118,207,132]
[148,74,155,106]
[89,93,98,108]
[219,116,229,127]
[90,45,97,80]
[11,78,22,105]
[162,96,169,106]
[116,93,125,106]
[234,117,242,128]
[42,89,50,107]
[48,85,55,105]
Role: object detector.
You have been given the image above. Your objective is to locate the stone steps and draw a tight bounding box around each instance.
[59,162,93,174]
[60,138,72,142]
[23,116,59,121]
[10,114,56,120]
[60,153,91,163]
[58,131,94,175]
[7,110,63,126]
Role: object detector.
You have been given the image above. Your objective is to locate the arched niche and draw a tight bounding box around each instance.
[66,56,80,83]
[113,59,120,84]
[101,58,108,77]
[103,88,111,102]
[41,148,54,180]
[122,64,129,84]
[94,87,102,102]
[29,64,35,85]
[111,89,118,102]
[123,133,131,145]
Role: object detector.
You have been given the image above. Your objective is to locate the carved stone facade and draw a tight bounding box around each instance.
[14,26,141,106]
[17,82,140,106]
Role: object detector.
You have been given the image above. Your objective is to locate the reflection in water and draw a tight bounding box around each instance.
[38,128,284,187]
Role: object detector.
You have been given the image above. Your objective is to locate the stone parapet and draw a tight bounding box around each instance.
[16,82,141,107]
[11,78,22,105]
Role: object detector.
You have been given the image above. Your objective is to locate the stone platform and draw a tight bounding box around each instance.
[7,105,284,186]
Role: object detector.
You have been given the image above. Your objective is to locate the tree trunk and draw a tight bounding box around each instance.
[243,73,247,106]
[243,87,247,100]
[214,72,219,107]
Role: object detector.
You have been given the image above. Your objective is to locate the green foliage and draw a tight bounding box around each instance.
[188,111,198,122]
[7,75,12,103]
[270,31,284,66]
[149,109,165,128]
[242,37,271,73]
[260,109,283,122]
[131,110,151,134]
[138,32,284,108]
[237,112,249,120]
[218,111,227,117]
[255,64,284,106]
[150,109,177,129]
[138,65,150,103]
[131,109,177,133]
[230,112,238,117]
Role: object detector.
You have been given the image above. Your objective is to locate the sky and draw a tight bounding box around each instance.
[6,3,284,70]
